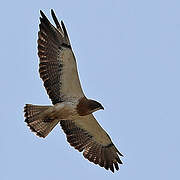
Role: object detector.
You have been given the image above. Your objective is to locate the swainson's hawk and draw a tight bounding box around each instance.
[24,9,123,173]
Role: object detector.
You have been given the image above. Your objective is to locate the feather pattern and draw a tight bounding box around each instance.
[60,114,123,172]
[38,10,84,104]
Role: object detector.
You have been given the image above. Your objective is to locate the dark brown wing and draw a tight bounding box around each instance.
[60,114,123,172]
[38,10,84,105]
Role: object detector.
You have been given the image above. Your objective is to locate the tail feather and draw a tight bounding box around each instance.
[24,104,59,138]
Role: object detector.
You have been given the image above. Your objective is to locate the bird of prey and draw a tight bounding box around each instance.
[24,9,123,173]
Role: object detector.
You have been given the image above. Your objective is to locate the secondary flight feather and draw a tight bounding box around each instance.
[24,9,123,173]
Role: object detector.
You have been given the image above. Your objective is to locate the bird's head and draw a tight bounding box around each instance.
[87,99,104,113]
[77,97,104,116]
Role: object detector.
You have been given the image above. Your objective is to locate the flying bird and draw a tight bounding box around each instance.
[24,9,123,173]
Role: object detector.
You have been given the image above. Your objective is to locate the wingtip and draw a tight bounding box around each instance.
[40,10,44,17]
[110,166,115,173]
[51,9,61,29]
[51,9,55,15]
[118,151,124,157]
[61,20,68,36]
[61,20,64,26]
[115,146,124,157]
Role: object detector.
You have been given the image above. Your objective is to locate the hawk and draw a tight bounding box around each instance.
[24,9,123,173]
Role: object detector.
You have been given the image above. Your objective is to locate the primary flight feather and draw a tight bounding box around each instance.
[24,9,123,173]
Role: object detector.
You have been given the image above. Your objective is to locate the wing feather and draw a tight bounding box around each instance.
[60,114,123,172]
[38,10,84,104]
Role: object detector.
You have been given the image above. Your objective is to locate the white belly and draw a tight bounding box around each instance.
[42,102,78,120]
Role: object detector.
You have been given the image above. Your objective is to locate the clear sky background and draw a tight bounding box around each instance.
[1,0,180,179]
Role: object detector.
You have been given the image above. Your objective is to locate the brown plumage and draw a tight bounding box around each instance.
[60,119,123,172]
[76,97,104,116]
[24,9,123,173]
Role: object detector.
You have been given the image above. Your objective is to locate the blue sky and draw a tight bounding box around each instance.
[1,0,180,179]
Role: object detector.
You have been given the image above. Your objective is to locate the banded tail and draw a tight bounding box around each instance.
[24,104,59,138]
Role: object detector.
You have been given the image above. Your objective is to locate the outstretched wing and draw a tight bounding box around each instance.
[60,114,123,172]
[38,10,84,104]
